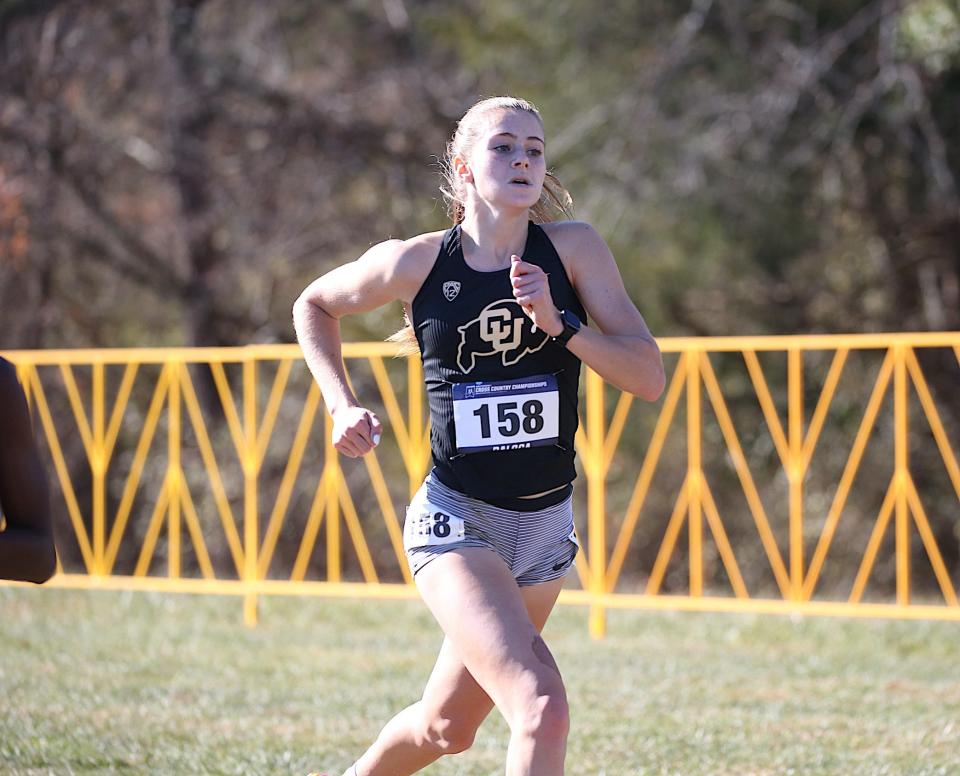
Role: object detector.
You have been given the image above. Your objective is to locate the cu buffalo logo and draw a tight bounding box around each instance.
[456,298,549,374]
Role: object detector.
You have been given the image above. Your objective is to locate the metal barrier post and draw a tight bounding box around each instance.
[894,345,909,605]
[92,362,106,576]
[244,357,259,626]
[324,411,341,584]
[168,362,182,580]
[587,369,607,639]
[788,348,804,600]
[688,352,703,597]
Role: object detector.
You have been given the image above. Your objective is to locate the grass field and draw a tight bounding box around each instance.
[1,587,958,775]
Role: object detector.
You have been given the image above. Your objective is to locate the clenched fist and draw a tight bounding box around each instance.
[510,255,562,337]
[331,406,382,458]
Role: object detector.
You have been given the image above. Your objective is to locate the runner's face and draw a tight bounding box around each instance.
[464,110,546,212]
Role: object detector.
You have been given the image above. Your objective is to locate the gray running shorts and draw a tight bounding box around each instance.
[403,472,579,586]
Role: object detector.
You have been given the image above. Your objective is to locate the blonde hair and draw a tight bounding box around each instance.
[390,96,574,355]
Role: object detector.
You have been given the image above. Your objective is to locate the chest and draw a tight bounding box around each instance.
[416,272,553,377]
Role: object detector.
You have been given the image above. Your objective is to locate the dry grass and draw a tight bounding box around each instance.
[1,587,958,775]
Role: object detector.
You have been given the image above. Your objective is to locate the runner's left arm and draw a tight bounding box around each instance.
[512,222,664,400]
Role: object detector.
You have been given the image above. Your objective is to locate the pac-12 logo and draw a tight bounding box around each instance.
[456,298,548,374]
[442,281,461,301]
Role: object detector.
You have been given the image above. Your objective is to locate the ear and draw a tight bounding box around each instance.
[452,154,473,184]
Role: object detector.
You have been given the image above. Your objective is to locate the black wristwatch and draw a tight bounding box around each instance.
[552,309,582,347]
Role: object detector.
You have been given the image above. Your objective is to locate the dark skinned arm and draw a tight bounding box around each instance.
[0,357,56,583]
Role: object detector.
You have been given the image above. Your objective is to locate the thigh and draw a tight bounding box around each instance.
[419,573,565,725]
[415,547,566,724]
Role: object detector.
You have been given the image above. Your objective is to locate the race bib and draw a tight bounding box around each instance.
[404,505,466,547]
[452,374,559,453]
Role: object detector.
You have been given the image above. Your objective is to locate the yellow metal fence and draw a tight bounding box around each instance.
[2,333,959,637]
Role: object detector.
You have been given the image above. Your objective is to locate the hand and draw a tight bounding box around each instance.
[331,405,382,458]
[510,255,562,336]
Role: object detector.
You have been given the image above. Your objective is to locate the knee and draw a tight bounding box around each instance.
[516,687,570,745]
[421,714,479,755]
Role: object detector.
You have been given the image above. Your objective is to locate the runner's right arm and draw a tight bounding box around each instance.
[292,236,437,457]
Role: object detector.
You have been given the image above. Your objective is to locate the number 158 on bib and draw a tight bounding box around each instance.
[452,374,560,453]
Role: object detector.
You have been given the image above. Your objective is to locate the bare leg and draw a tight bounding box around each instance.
[346,554,566,776]
[414,548,568,776]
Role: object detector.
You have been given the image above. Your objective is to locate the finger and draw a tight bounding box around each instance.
[367,412,383,446]
[514,285,547,302]
[515,293,545,310]
[354,415,379,450]
[353,424,380,454]
[352,419,374,447]
[513,292,534,311]
[338,430,367,457]
[512,259,545,279]
[512,277,542,293]
[336,439,361,458]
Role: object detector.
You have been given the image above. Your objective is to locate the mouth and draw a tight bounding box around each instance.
[509,178,531,186]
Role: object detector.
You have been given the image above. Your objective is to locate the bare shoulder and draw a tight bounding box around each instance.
[365,230,446,303]
[296,230,448,316]
[540,221,614,281]
[540,219,646,334]
[393,230,446,269]
[541,219,605,249]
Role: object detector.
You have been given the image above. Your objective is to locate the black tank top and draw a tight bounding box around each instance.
[411,221,586,500]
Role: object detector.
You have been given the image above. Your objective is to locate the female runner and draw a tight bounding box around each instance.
[294,96,665,776]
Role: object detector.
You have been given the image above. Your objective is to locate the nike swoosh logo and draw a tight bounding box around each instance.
[553,549,577,572]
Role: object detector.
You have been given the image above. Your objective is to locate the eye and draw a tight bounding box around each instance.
[527,148,543,157]
[493,144,511,153]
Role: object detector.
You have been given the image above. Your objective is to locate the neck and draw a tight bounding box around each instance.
[459,206,530,271]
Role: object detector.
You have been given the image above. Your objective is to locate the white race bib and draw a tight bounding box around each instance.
[404,504,466,548]
[452,374,559,453]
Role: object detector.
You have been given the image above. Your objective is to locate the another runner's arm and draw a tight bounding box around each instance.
[0,358,56,583]
[550,222,665,401]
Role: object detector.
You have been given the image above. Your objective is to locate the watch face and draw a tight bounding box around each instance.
[562,310,581,331]
[554,309,580,345]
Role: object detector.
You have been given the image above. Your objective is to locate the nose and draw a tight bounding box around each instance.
[512,153,529,168]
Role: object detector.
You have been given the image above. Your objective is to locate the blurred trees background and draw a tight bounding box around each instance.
[2,0,958,347]
[1,0,958,593]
